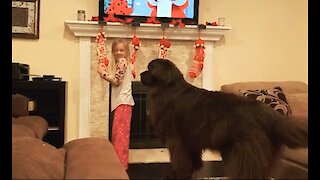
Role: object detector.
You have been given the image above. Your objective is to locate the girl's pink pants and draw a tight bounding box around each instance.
[112,104,132,170]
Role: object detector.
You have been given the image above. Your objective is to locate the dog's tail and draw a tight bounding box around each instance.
[222,106,308,179]
[274,117,308,148]
[221,129,278,179]
[222,117,308,179]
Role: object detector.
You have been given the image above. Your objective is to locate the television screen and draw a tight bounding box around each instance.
[100,0,199,25]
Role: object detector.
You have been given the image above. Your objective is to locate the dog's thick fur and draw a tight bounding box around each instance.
[140,59,308,179]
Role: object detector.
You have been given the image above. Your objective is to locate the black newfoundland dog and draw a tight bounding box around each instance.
[140,58,308,179]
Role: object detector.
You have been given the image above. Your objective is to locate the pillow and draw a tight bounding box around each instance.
[239,86,292,116]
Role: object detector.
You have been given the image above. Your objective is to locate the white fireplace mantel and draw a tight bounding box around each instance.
[64,20,231,138]
[65,20,231,41]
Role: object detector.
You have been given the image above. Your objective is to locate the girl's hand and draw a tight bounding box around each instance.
[129,63,136,79]
[97,63,116,83]
[97,63,107,76]
[114,58,127,85]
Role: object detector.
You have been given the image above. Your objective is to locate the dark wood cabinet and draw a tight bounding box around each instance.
[12,81,67,148]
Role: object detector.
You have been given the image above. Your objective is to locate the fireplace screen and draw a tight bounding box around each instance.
[109,81,165,149]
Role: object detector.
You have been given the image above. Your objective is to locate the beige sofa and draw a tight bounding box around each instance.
[12,94,129,179]
[12,136,129,179]
[221,81,308,179]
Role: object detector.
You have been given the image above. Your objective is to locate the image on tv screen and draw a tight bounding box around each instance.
[104,0,195,19]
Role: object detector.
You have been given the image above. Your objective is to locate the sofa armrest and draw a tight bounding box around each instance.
[12,124,36,138]
[281,147,308,167]
[12,94,29,117]
[221,81,308,95]
[286,93,308,119]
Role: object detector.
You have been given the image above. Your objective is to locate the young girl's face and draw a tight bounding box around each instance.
[113,43,127,60]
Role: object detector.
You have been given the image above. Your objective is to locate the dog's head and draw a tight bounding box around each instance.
[140,58,184,88]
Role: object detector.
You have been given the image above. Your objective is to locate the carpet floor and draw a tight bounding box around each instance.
[127,161,225,179]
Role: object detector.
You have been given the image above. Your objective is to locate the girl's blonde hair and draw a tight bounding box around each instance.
[111,38,130,60]
[109,38,131,72]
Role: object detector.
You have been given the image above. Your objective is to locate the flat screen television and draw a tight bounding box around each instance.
[99,0,199,25]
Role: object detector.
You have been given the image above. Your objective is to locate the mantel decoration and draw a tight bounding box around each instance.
[95,20,209,78]
[158,29,171,59]
[12,0,40,39]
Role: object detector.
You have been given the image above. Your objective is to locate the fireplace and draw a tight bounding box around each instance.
[64,20,231,139]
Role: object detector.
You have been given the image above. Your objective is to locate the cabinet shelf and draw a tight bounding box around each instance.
[12,80,67,148]
[48,127,60,131]
[31,109,60,113]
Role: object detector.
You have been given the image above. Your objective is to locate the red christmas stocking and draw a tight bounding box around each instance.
[188,39,205,78]
[130,34,141,79]
[96,31,109,66]
[158,37,171,59]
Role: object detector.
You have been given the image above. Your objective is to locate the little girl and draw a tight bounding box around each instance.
[97,38,135,170]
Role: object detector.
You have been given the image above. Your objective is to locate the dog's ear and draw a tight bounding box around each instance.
[162,60,184,86]
[140,70,154,86]
[148,58,184,87]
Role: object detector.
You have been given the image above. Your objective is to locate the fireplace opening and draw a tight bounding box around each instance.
[109,81,165,149]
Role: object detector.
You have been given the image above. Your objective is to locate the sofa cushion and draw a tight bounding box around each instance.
[12,137,66,179]
[281,147,308,167]
[12,124,36,138]
[63,137,129,179]
[12,116,48,140]
[239,87,292,116]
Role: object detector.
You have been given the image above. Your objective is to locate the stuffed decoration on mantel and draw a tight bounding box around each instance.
[104,0,133,23]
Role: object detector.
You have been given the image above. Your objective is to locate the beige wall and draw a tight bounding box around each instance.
[12,0,308,143]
